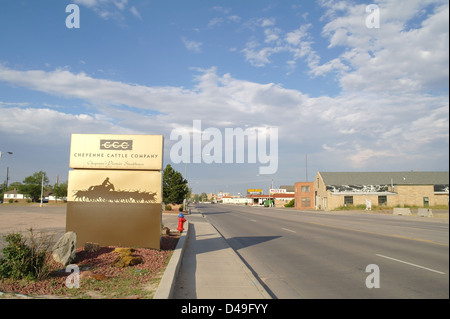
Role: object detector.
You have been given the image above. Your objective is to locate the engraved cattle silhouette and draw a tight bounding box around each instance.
[72,178,157,203]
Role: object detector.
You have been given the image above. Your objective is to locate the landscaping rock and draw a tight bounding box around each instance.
[162,227,170,235]
[113,247,135,255]
[52,232,77,266]
[84,242,100,253]
[111,247,143,267]
[111,255,143,268]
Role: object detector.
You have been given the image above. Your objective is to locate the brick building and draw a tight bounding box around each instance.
[294,182,314,209]
[314,171,449,211]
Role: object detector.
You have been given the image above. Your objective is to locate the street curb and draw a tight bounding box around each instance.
[153,221,190,299]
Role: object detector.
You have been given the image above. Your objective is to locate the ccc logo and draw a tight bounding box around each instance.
[100,140,133,150]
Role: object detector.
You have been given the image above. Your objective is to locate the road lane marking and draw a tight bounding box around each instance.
[299,221,448,247]
[282,228,296,233]
[376,254,446,275]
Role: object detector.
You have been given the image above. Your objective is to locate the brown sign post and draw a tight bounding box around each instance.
[66,134,163,249]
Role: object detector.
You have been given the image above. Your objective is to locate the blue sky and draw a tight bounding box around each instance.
[0,0,448,195]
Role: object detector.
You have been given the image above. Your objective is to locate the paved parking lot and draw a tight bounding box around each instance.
[0,204,178,257]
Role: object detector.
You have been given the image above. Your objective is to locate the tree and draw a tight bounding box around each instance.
[19,171,49,202]
[53,181,68,202]
[162,164,188,204]
[6,182,22,191]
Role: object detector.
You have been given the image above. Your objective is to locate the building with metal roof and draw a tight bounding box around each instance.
[314,171,448,210]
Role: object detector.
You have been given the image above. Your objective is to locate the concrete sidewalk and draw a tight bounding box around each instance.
[172,209,271,299]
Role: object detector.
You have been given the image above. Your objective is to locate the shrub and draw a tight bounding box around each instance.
[165,204,172,211]
[284,199,295,207]
[179,206,184,212]
[0,229,53,280]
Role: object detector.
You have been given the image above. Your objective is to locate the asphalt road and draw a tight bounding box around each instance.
[196,204,449,299]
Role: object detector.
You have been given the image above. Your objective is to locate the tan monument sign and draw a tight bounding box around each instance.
[66,134,163,249]
[69,134,163,170]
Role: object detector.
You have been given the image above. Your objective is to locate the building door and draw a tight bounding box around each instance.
[314,191,317,208]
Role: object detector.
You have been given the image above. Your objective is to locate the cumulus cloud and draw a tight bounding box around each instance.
[238,0,448,96]
[0,63,447,173]
[312,0,449,94]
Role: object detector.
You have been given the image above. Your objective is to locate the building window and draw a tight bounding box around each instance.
[423,197,429,207]
[301,186,310,192]
[301,197,311,207]
[378,196,387,206]
[344,196,353,205]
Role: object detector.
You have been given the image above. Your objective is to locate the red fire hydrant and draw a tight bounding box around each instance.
[177,213,186,233]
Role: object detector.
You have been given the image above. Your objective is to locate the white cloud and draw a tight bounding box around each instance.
[227,15,241,23]
[211,6,231,15]
[129,6,142,20]
[0,65,447,174]
[237,1,448,97]
[285,24,311,46]
[74,0,141,21]
[242,23,319,70]
[113,0,128,11]
[208,17,224,28]
[312,0,449,94]
[182,37,203,53]
[242,43,280,67]
[74,0,100,8]
[260,18,276,27]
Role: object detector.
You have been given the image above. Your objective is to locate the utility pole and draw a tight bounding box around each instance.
[0,151,13,191]
[6,167,9,189]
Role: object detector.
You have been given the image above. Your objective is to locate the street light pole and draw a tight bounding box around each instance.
[40,174,44,207]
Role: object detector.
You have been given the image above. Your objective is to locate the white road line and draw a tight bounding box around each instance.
[376,254,446,275]
[282,228,296,233]
[249,219,257,222]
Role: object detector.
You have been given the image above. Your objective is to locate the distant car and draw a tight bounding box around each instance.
[211,201,215,204]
